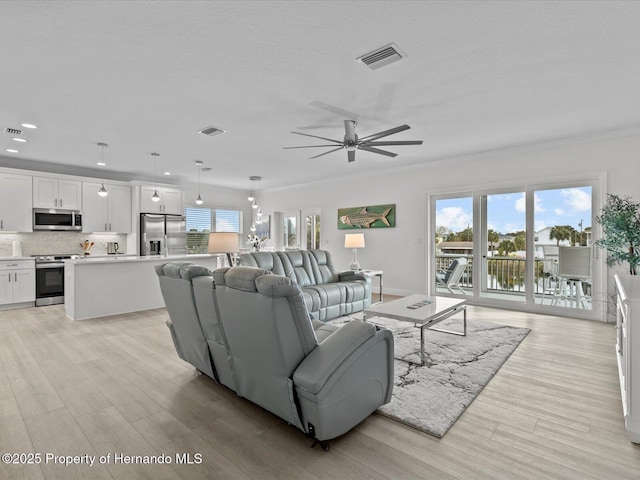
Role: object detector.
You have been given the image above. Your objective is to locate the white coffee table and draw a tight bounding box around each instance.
[363,294,467,366]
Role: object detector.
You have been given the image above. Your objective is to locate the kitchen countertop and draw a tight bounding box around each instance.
[0,257,34,261]
[64,253,217,265]
[64,253,219,321]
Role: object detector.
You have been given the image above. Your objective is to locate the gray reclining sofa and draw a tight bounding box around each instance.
[156,262,394,443]
[238,249,370,321]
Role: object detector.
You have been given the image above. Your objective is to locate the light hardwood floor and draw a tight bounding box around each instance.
[1,303,639,480]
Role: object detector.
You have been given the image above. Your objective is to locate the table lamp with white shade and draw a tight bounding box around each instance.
[344,233,365,271]
[208,232,239,267]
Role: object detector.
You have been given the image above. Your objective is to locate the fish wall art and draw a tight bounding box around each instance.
[338,204,396,229]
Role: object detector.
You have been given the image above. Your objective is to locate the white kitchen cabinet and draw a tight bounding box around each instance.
[0,260,35,306]
[615,274,640,444]
[0,173,33,232]
[82,182,132,233]
[33,176,82,210]
[140,186,183,214]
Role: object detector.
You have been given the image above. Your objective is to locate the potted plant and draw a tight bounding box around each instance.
[595,194,640,275]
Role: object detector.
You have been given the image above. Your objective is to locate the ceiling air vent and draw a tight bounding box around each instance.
[357,43,406,70]
[198,126,226,137]
[4,127,23,136]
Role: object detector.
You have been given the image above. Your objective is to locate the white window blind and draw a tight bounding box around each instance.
[185,207,242,254]
[186,207,212,232]
[185,207,211,254]
[214,209,241,233]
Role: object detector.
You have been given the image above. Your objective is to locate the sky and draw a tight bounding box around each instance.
[436,187,592,235]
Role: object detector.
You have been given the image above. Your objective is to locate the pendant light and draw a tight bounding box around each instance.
[151,152,160,202]
[250,176,261,209]
[249,175,261,231]
[248,176,255,202]
[97,143,108,197]
[195,160,204,205]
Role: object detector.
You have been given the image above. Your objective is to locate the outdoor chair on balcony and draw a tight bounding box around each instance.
[553,246,592,309]
[540,245,560,304]
[436,257,468,295]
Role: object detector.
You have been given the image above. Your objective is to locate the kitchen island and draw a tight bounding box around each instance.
[64,254,219,320]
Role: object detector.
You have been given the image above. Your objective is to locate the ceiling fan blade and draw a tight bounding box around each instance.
[358,146,398,158]
[344,120,357,142]
[359,124,411,142]
[309,147,344,159]
[283,144,343,149]
[347,150,356,163]
[362,140,424,146]
[291,131,342,143]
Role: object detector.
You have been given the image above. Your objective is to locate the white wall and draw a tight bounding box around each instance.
[257,133,640,298]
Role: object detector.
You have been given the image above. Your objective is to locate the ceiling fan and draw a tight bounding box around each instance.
[283,120,423,162]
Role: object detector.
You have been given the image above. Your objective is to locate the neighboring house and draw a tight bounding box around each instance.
[439,241,473,256]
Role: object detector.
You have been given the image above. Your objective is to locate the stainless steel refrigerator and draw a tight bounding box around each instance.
[140,214,187,256]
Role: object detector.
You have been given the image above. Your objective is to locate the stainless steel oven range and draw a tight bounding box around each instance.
[32,254,76,306]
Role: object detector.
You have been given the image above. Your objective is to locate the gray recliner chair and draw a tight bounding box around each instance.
[157,262,342,388]
[155,262,234,388]
[213,266,394,443]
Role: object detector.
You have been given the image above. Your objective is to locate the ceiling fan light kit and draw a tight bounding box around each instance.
[283,120,423,163]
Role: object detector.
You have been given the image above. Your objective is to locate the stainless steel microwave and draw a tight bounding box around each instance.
[33,208,83,231]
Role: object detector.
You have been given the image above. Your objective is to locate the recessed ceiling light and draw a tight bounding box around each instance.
[6,148,19,153]
[21,123,37,129]
[97,162,106,166]
[12,137,27,143]
[163,172,171,176]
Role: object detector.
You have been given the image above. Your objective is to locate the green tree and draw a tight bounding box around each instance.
[458,226,473,242]
[498,240,515,256]
[549,225,574,246]
[595,194,640,275]
[514,232,526,251]
[487,229,499,254]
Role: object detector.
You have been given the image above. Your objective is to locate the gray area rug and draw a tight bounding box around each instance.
[335,315,530,438]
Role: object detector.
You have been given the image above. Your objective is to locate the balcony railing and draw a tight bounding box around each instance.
[436,254,549,294]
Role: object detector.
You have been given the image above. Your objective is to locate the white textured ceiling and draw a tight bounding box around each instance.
[1,0,640,191]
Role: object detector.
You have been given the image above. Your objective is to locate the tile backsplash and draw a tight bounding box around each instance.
[0,232,128,257]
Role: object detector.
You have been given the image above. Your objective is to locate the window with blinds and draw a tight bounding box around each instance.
[214,209,241,232]
[186,207,211,254]
[185,207,242,254]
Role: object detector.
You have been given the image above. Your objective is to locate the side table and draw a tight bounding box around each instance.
[359,269,383,304]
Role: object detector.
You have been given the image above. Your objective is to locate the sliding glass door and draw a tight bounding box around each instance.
[532,186,593,310]
[479,190,527,304]
[430,178,601,319]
